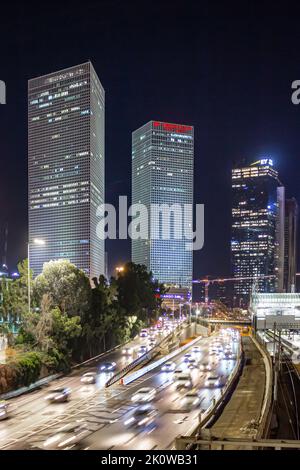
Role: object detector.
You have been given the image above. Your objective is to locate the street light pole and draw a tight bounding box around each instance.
[27,243,30,313]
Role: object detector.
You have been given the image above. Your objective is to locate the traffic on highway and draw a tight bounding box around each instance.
[0,321,240,450]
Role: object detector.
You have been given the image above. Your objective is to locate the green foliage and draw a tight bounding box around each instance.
[33,259,91,317]
[5,258,165,369]
[0,259,32,322]
[113,262,166,322]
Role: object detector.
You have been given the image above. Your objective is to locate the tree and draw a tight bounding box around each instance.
[16,298,81,367]
[0,259,32,322]
[33,260,91,318]
[114,262,166,323]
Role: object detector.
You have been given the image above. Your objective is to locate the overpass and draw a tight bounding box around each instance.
[197,318,252,326]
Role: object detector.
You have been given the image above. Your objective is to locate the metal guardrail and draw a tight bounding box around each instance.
[105,322,188,388]
[252,333,274,438]
[173,338,243,449]
[0,336,137,400]
[175,436,300,450]
[123,336,203,385]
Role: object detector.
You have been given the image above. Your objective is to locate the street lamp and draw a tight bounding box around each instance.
[28,238,45,313]
[116,266,124,274]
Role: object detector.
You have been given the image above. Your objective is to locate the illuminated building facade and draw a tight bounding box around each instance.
[284,198,298,292]
[231,159,283,307]
[28,62,105,278]
[132,120,194,302]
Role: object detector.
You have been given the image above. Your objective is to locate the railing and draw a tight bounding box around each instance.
[175,436,300,450]
[123,336,203,385]
[252,332,274,438]
[105,321,188,388]
[172,339,243,450]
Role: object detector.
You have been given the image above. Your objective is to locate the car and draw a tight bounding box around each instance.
[124,404,158,428]
[180,391,201,410]
[175,373,193,390]
[209,349,217,356]
[204,375,221,388]
[222,351,233,359]
[45,387,71,403]
[161,361,176,372]
[140,329,148,338]
[43,422,90,450]
[99,362,117,372]
[183,353,193,362]
[199,362,211,371]
[186,358,198,369]
[122,347,134,356]
[138,345,148,356]
[192,346,201,354]
[80,372,97,384]
[131,387,156,403]
[0,401,9,420]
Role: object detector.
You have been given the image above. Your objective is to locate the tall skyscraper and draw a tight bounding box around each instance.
[231,158,283,307]
[284,198,298,292]
[28,62,105,279]
[132,121,194,302]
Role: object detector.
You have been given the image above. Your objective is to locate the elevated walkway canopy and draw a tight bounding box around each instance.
[250,293,300,330]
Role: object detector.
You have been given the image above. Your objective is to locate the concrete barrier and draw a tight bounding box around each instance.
[123,336,203,385]
[105,321,188,387]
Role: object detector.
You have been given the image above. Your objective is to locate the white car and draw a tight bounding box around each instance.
[138,345,148,356]
[45,388,71,403]
[124,404,158,428]
[175,373,193,390]
[180,391,201,410]
[131,387,156,403]
[205,375,221,388]
[140,329,148,338]
[43,422,90,449]
[99,362,117,372]
[222,351,233,359]
[192,346,201,354]
[183,353,193,362]
[161,361,176,372]
[122,347,134,356]
[199,362,211,371]
[186,358,198,369]
[80,372,97,384]
[0,401,9,420]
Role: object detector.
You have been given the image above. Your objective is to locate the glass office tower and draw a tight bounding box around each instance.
[231,159,283,307]
[132,121,194,301]
[28,62,105,279]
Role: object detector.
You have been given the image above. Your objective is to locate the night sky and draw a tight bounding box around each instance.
[1,1,300,287]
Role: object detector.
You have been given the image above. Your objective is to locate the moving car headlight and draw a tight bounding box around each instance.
[124,417,135,425]
[54,394,64,400]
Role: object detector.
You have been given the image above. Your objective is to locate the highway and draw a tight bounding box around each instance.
[0,325,240,450]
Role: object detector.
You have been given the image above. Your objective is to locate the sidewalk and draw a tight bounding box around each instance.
[208,336,266,447]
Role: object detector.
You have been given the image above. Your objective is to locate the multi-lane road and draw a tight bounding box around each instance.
[0,323,240,450]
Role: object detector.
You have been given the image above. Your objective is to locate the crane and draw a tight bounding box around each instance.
[193,275,276,304]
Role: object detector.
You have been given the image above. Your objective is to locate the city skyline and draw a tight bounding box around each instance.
[1,2,300,285]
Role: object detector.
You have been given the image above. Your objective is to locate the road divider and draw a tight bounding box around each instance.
[123,336,203,385]
[105,322,188,388]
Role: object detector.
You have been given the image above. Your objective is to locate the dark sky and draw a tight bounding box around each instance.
[1,0,300,286]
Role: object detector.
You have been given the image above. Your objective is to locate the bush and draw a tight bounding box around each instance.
[0,351,44,394]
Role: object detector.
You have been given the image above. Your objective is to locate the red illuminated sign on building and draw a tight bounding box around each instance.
[153,121,192,133]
